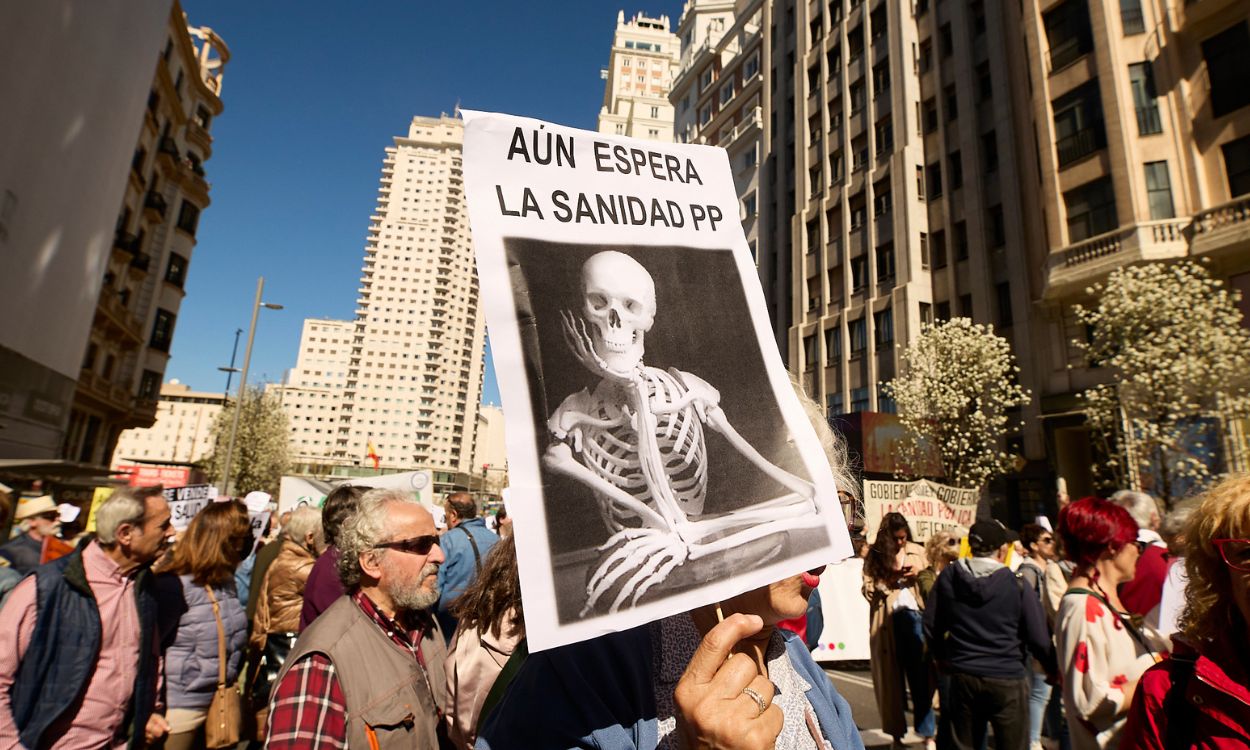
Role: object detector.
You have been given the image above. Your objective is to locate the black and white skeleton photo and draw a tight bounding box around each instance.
[507,240,832,623]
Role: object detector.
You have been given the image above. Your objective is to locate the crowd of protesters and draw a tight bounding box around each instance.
[0,455,1246,750]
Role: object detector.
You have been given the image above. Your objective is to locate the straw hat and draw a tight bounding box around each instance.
[14,495,57,520]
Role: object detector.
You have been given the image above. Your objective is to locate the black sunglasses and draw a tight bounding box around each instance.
[375,534,439,555]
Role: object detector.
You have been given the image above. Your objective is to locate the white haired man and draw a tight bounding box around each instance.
[0,486,173,749]
[1110,489,1169,617]
[266,488,448,749]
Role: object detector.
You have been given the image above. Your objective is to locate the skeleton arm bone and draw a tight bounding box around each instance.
[543,443,669,530]
[671,369,818,504]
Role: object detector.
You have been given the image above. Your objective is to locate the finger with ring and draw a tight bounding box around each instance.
[742,686,768,717]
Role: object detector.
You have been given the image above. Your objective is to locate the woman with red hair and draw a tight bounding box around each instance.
[1054,497,1169,749]
[1120,474,1250,748]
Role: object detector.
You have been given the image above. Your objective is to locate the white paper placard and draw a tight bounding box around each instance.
[862,478,979,543]
[462,110,853,652]
[163,483,217,531]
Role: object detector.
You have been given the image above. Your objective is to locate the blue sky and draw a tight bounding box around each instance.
[170,0,685,406]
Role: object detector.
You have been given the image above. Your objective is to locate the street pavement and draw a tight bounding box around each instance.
[822,662,932,748]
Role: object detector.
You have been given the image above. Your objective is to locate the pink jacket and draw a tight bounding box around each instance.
[1121,635,1250,749]
[443,611,523,750]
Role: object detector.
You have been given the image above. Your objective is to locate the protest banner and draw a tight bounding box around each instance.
[863,478,979,543]
[811,558,871,661]
[114,464,191,488]
[278,476,332,515]
[462,111,852,651]
[248,510,271,552]
[163,483,217,531]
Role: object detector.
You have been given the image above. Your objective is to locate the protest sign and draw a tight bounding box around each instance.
[84,487,114,533]
[811,558,871,661]
[248,510,271,552]
[863,478,979,543]
[163,484,217,531]
[278,476,331,515]
[462,111,852,651]
[114,464,191,488]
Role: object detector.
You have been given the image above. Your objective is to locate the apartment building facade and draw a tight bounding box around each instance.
[270,318,353,470]
[599,11,682,141]
[326,116,487,475]
[1007,0,1250,494]
[111,381,224,465]
[69,5,228,467]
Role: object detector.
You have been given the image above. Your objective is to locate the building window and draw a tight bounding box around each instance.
[1129,62,1162,135]
[176,201,200,235]
[1044,0,1094,73]
[873,180,892,217]
[920,41,932,73]
[988,207,1005,248]
[970,0,987,36]
[165,253,188,287]
[876,242,895,282]
[960,293,974,316]
[804,334,818,369]
[877,386,896,414]
[721,80,736,106]
[1201,22,1250,118]
[982,131,999,172]
[650,106,660,118]
[936,301,951,321]
[851,255,868,291]
[850,193,866,229]
[699,67,714,91]
[1053,80,1107,167]
[920,232,931,269]
[1064,176,1118,242]
[948,151,963,190]
[1223,135,1250,198]
[945,84,958,121]
[926,161,943,200]
[874,307,894,347]
[698,103,712,127]
[744,52,761,79]
[852,135,868,172]
[1120,0,1145,34]
[916,165,925,198]
[872,65,891,98]
[743,192,757,217]
[849,319,867,356]
[151,309,176,352]
[138,370,161,401]
[923,98,939,133]
[875,117,894,153]
[996,282,1014,327]
[977,63,992,102]
[940,23,953,57]
[850,82,866,115]
[932,229,948,268]
[955,220,970,259]
[920,301,933,325]
[826,327,842,363]
[1144,161,1175,219]
[850,386,870,412]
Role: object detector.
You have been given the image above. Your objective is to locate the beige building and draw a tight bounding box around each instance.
[69,4,228,467]
[324,116,487,474]
[472,404,507,489]
[270,319,353,468]
[1007,0,1250,495]
[111,380,224,465]
[599,11,682,141]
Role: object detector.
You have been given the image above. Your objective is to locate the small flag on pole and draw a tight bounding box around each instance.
[366,438,380,470]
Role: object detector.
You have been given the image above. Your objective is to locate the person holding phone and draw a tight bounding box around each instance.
[864,512,935,749]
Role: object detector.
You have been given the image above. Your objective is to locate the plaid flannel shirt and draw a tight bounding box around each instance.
[265,592,430,749]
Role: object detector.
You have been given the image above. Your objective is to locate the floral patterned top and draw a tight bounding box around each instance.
[1055,589,1170,749]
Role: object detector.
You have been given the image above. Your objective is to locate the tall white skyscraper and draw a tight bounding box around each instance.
[597,11,681,142]
[273,318,353,467]
[299,115,487,474]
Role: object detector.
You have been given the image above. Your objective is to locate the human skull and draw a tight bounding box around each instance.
[580,251,656,372]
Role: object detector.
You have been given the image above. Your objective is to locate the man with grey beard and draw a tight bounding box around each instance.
[266,488,448,750]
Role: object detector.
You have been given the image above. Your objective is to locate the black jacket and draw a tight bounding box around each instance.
[923,558,1056,679]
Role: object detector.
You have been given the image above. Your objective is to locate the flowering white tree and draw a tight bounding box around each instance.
[1073,260,1250,508]
[883,318,1031,489]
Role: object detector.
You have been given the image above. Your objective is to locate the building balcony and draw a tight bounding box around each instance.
[1175,0,1243,38]
[95,291,144,346]
[1056,126,1106,168]
[129,252,152,275]
[77,368,137,414]
[142,191,167,222]
[185,120,213,157]
[1043,218,1190,300]
[1191,194,1250,259]
[112,231,139,260]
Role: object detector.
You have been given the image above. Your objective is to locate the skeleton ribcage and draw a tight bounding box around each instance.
[578,368,708,529]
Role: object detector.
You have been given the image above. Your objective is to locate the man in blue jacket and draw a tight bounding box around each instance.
[436,492,499,639]
[924,520,1058,750]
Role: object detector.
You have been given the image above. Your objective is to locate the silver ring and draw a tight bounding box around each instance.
[742,686,767,717]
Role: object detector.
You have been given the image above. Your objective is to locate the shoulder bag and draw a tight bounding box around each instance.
[204,585,242,748]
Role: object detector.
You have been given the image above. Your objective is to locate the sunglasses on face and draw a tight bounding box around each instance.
[375,534,439,556]
[1214,538,1250,572]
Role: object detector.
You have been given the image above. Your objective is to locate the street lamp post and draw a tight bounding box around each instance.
[219,276,283,495]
